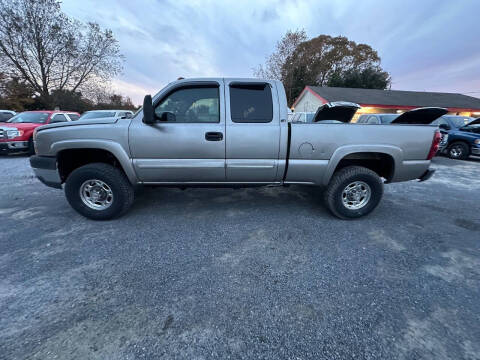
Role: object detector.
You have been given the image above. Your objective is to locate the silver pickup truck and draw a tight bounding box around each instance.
[30,78,441,220]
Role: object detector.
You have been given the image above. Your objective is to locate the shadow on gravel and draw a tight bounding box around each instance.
[130,184,330,218]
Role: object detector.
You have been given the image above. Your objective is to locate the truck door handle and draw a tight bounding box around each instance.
[205,132,223,141]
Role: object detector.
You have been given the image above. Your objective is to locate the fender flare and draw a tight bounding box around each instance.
[50,139,138,184]
[322,144,403,185]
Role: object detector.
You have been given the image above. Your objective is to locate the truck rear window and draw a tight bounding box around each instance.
[230,84,273,123]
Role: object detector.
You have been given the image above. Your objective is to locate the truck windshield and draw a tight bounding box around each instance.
[7,112,49,124]
[80,111,116,120]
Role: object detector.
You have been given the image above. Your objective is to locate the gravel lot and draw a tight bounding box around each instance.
[1,155,479,359]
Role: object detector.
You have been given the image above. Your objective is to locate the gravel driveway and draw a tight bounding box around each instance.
[1,155,479,359]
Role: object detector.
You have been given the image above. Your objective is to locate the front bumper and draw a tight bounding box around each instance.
[418,168,435,182]
[471,145,480,155]
[29,155,62,189]
[0,141,29,154]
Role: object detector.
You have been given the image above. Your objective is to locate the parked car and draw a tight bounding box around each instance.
[30,78,440,220]
[79,110,134,121]
[356,107,448,125]
[290,112,315,123]
[432,116,479,159]
[0,110,16,122]
[357,113,398,124]
[0,110,79,155]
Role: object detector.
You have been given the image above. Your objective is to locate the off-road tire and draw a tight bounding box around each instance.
[447,142,469,160]
[65,163,134,220]
[324,166,383,219]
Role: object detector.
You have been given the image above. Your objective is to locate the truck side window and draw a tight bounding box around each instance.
[367,116,379,124]
[155,86,220,123]
[230,83,273,123]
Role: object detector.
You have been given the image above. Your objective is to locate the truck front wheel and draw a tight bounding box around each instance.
[65,163,134,220]
[324,166,383,219]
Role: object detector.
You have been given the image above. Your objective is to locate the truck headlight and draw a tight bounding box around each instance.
[6,129,24,139]
[474,139,480,145]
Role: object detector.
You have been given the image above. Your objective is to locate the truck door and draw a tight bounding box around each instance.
[129,81,226,183]
[224,80,281,182]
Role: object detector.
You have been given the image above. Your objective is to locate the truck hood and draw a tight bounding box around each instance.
[37,117,120,131]
[313,102,361,123]
[390,107,448,124]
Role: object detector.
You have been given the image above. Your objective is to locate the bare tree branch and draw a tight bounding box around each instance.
[0,0,123,106]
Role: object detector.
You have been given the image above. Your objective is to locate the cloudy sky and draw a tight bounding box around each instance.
[62,0,479,105]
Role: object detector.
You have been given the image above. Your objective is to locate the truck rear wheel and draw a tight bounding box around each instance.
[324,166,383,219]
[65,163,134,220]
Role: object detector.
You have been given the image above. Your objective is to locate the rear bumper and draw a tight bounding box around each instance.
[29,155,62,189]
[391,160,431,182]
[418,168,435,182]
[0,141,29,154]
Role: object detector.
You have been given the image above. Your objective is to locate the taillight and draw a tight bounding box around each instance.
[427,130,442,160]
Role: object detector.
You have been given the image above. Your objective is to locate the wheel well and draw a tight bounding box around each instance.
[448,141,469,147]
[57,148,124,182]
[334,152,395,181]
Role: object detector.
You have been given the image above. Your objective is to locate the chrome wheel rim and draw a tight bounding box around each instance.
[450,146,462,157]
[341,181,371,210]
[79,179,114,210]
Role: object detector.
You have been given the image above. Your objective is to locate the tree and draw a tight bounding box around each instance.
[255,32,391,106]
[95,93,136,111]
[0,73,35,111]
[49,89,93,113]
[0,0,123,108]
[253,29,307,80]
[327,66,391,89]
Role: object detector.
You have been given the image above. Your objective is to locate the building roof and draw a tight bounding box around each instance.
[294,86,480,111]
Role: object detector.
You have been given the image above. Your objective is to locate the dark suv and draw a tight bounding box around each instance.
[431,116,479,159]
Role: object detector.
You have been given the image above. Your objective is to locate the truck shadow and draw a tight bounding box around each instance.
[130,185,331,218]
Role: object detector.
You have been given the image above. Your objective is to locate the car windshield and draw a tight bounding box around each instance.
[452,116,472,128]
[380,114,399,124]
[7,112,49,124]
[306,113,315,122]
[80,111,116,120]
[448,116,473,128]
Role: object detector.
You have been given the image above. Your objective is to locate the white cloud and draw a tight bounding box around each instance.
[61,0,480,104]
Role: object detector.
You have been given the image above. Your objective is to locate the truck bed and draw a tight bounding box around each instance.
[285,123,437,185]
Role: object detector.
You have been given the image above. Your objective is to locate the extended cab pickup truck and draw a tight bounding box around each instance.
[30,78,440,220]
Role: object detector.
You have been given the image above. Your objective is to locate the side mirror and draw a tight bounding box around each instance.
[438,124,450,130]
[142,95,155,124]
[159,111,176,122]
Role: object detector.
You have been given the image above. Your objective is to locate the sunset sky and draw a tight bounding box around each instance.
[63,0,479,105]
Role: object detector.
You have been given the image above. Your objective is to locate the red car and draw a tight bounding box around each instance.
[0,110,80,155]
